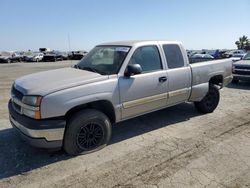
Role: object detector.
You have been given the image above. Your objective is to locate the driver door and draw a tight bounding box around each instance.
[119,45,168,119]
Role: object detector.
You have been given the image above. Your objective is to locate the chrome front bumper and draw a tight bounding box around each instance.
[10,116,65,141]
[9,100,66,148]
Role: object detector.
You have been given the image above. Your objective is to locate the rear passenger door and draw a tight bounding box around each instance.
[119,45,168,119]
[162,44,192,105]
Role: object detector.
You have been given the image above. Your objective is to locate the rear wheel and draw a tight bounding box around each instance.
[194,84,220,113]
[63,109,112,155]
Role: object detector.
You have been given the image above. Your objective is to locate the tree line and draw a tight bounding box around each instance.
[235,35,250,51]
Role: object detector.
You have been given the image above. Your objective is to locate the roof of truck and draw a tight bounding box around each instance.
[98,40,181,47]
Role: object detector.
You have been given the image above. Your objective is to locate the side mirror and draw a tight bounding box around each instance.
[124,64,142,77]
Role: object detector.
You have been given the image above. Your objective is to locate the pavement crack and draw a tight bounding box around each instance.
[215,120,250,138]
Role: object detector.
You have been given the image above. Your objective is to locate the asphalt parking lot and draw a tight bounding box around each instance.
[0,61,250,188]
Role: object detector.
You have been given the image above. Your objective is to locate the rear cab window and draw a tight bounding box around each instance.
[163,44,185,69]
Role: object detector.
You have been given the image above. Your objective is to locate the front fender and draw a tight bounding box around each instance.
[41,92,116,118]
[40,78,119,119]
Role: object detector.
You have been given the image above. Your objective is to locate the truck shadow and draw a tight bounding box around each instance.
[111,103,201,144]
[0,128,70,180]
[226,82,250,90]
[0,103,201,180]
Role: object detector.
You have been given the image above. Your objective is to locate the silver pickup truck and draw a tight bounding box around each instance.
[9,41,232,155]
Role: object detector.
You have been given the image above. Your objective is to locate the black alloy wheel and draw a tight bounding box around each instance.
[76,123,104,150]
[63,109,112,155]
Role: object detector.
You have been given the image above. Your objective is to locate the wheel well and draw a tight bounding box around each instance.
[209,75,223,87]
[65,100,116,124]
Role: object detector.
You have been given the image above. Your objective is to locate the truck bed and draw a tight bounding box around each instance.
[189,59,232,101]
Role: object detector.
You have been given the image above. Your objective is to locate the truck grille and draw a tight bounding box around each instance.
[235,65,250,70]
[13,102,21,113]
[234,70,250,75]
[11,86,24,114]
[11,86,24,101]
[234,65,250,76]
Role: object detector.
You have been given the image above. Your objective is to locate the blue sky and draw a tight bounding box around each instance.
[0,0,249,51]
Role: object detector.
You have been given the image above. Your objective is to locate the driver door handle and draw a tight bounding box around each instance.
[159,76,167,82]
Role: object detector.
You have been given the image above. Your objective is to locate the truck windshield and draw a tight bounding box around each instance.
[76,46,130,75]
[243,53,250,60]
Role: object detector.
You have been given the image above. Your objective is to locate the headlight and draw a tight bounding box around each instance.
[22,96,42,119]
[22,96,42,106]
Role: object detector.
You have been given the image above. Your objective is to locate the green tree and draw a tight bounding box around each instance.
[235,35,250,50]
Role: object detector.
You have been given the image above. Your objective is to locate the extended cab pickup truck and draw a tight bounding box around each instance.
[9,41,232,155]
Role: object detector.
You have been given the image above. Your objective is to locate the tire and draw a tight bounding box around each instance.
[232,78,239,84]
[63,109,112,155]
[194,84,220,113]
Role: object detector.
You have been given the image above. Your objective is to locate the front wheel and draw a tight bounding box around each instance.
[63,109,112,155]
[194,84,220,113]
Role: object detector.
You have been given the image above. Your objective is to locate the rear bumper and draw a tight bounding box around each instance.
[8,100,66,149]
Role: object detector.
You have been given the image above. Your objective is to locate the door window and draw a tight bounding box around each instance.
[129,46,162,73]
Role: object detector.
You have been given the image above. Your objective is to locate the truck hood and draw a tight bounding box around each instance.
[14,67,109,96]
[234,60,250,66]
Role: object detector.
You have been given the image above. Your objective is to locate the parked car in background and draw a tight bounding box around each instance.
[0,52,12,63]
[11,52,24,62]
[232,52,250,83]
[61,52,69,60]
[23,51,33,61]
[189,53,214,63]
[209,49,228,59]
[186,50,200,57]
[25,52,44,62]
[210,50,220,58]
[216,50,228,58]
[0,51,23,63]
[201,49,220,58]
[230,53,246,62]
[192,54,214,59]
[223,49,245,58]
[42,51,64,62]
[39,48,51,53]
[69,51,88,60]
